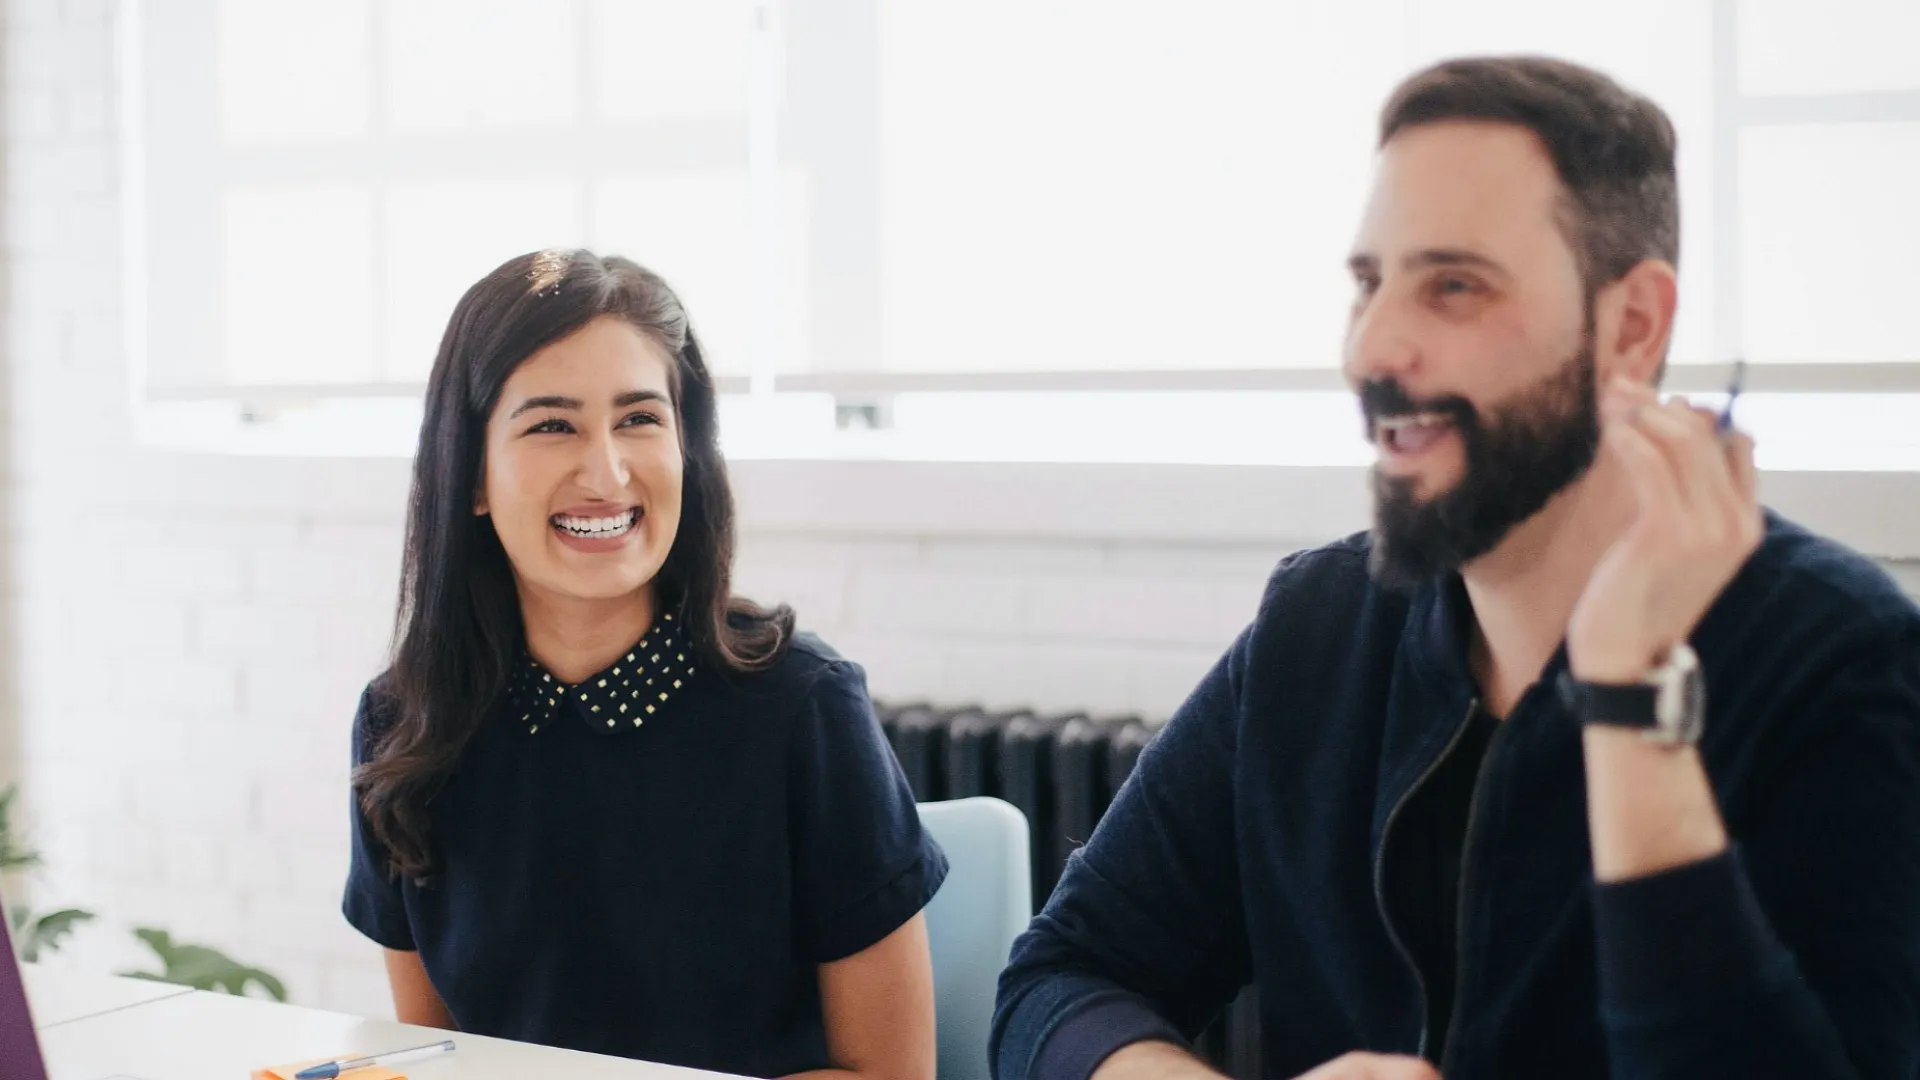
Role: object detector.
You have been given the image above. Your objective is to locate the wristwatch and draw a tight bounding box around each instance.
[1556,642,1706,747]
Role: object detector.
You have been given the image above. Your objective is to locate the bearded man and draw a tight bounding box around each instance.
[991,55,1920,1080]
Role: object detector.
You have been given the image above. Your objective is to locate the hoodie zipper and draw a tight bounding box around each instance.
[1437,707,1512,1076]
[1371,698,1481,1061]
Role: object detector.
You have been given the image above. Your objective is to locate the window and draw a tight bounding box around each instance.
[136,0,761,398]
[126,0,1920,468]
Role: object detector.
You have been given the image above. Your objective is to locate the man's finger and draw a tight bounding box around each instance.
[1626,401,1733,520]
[1606,415,1685,528]
[1725,429,1759,505]
[1600,376,1658,425]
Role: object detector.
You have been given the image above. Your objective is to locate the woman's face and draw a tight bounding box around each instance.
[477,315,685,610]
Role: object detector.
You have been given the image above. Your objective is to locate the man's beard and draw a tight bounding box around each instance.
[1363,336,1601,591]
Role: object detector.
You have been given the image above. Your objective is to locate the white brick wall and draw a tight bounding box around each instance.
[3,0,1917,1027]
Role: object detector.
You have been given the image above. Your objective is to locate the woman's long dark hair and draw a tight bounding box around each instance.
[357,249,794,879]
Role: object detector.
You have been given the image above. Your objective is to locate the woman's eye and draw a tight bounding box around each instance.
[1435,275,1477,296]
[620,411,663,428]
[527,418,572,435]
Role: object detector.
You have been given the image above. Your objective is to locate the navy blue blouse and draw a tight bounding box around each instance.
[343,621,947,1077]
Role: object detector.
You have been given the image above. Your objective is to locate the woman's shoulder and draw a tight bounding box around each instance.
[711,630,875,720]
[357,670,398,712]
[706,630,890,737]
[352,671,405,748]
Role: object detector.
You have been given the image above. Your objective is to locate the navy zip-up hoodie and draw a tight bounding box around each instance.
[992,513,1920,1079]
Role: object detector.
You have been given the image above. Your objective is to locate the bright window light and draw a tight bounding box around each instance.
[138,391,1920,474]
[128,0,1920,470]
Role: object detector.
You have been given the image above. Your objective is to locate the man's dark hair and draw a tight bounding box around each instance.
[1380,56,1680,294]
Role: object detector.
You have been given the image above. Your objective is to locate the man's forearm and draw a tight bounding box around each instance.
[1582,727,1728,883]
[1091,1041,1228,1080]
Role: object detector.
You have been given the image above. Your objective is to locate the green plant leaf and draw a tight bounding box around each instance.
[17,908,94,963]
[0,785,44,874]
[217,966,286,1002]
[120,927,288,1002]
[0,790,288,1001]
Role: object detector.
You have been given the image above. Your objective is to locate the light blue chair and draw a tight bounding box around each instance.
[918,796,1033,1080]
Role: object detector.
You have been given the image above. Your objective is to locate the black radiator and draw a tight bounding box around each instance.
[877,700,1262,1080]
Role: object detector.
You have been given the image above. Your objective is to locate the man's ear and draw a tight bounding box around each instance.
[1593,258,1678,386]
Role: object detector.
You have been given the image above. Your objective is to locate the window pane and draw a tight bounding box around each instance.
[1740,122,1920,363]
[385,0,576,131]
[219,0,369,140]
[592,0,752,121]
[592,169,807,376]
[384,183,588,382]
[1735,394,1920,471]
[1737,0,1920,96]
[223,189,376,384]
[871,1,1717,375]
[878,2,1405,374]
[880,391,1373,466]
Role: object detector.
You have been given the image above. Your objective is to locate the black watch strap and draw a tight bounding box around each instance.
[1555,670,1661,729]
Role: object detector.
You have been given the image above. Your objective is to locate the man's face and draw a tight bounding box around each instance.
[1342,120,1604,588]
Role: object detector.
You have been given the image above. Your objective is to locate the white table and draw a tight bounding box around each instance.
[22,966,195,1028]
[40,983,745,1080]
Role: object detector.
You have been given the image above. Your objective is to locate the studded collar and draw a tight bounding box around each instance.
[506,612,697,735]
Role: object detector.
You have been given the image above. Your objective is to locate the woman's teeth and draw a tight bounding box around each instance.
[553,509,639,537]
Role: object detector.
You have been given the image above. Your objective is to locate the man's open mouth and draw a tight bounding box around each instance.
[1375,413,1456,454]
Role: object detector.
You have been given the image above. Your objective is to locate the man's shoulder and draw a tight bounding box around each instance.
[1244,531,1409,647]
[1260,531,1376,591]
[1255,531,1392,607]
[1735,512,1920,645]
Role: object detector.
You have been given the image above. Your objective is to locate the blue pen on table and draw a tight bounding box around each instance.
[1717,357,1747,433]
[293,1038,455,1079]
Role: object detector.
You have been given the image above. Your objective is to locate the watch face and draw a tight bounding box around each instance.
[1680,666,1707,743]
[1648,646,1707,745]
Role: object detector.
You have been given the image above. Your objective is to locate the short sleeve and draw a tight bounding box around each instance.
[342,684,417,951]
[789,661,949,963]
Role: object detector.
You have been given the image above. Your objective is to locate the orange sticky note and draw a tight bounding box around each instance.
[250,1056,405,1080]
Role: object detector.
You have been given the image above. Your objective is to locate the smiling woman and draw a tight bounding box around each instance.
[476,317,689,649]
[369,248,785,807]
[342,249,946,1080]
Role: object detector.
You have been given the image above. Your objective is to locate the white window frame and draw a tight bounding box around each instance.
[122,0,766,403]
[118,0,1920,499]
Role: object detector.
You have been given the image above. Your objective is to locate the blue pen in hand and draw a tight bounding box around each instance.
[1717,358,1747,433]
[293,1039,455,1079]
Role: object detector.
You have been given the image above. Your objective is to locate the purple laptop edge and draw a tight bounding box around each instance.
[0,883,53,1080]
